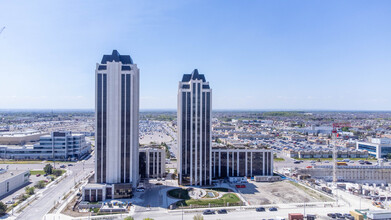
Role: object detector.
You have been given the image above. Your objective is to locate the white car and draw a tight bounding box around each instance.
[6,200,15,204]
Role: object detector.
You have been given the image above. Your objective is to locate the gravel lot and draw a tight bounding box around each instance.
[237,180,333,206]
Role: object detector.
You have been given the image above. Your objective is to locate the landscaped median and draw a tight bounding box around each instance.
[167,188,242,208]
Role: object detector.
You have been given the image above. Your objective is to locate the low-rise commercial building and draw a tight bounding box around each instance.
[211,147,274,178]
[139,145,166,179]
[0,131,91,160]
[0,169,29,198]
[283,149,368,159]
[356,138,391,159]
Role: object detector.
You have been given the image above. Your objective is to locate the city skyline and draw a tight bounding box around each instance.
[1,1,391,110]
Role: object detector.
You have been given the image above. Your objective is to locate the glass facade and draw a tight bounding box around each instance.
[239,152,246,176]
[139,151,147,178]
[96,74,102,183]
[220,151,227,177]
[125,74,131,182]
[211,150,272,178]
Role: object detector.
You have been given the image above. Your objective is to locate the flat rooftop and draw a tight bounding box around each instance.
[0,170,27,182]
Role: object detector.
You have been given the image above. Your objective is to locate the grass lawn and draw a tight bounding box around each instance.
[30,170,46,175]
[177,193,240,206]
[167,188,190,200]
[274,157,285,162]
[30,169,66,176]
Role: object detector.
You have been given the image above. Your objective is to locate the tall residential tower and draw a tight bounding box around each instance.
[95,50,139,189]
[177,69,212,186]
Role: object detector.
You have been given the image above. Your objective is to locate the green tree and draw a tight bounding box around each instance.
[0,201,7,215]
[44,164,53,175]
[124,217,134,220]
[193,214,204,220]
[25,186,35,195]
[143,218,154,220]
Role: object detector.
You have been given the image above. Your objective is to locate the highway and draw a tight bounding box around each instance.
[10,157,94,220]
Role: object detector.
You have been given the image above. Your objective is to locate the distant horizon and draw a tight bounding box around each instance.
[1,108,391,113]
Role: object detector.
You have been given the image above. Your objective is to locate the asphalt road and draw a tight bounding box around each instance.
[10,157,94,220]
[131,205,352,220]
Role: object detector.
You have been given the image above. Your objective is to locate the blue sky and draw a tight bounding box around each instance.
[1,0,391,110]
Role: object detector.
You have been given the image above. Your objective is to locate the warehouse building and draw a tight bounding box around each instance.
[0,130,46,145]
[298,165,391,183]
[0,169,29,198]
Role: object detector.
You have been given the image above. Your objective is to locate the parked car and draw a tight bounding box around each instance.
[327,213,336,218]
[203,210,215,215]
[335,213,343,218]
[256,207,266,212]
[344,213,353,219]
[5,200,14,204]
[365,161,372,165]
[36,174,41,177]
[60,165,66,168]
[136,187,145,192]
[269,207,278,211]
[217,209,227,214]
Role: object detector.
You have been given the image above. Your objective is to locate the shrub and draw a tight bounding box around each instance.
[25,186,35,195]
[35,180,46,189]
[53,169,63,177]
[193,214,204,220]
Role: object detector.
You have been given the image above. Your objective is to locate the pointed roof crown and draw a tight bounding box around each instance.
[101,50,133,64]
[182,69,206,82]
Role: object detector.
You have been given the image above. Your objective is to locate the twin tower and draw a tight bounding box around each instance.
[94,50,212,189]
